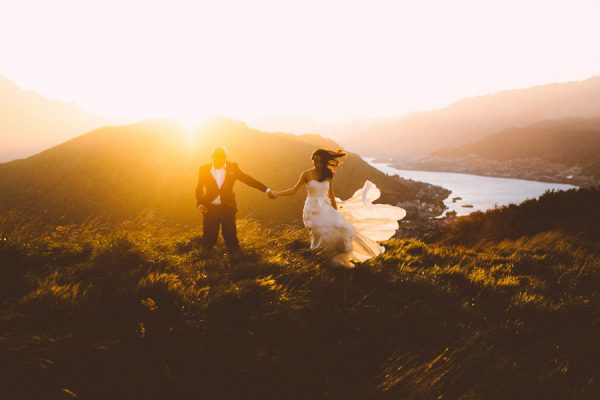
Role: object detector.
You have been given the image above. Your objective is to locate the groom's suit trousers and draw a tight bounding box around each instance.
[202,204,240,251]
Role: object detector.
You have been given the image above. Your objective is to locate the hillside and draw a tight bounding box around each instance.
[0,76,109,162]
[435,186,600,244]
[399,117,600,186]
[0,117,447,226]
[343,76,600,158]
[1,186,599,399]
[435,117,600,163]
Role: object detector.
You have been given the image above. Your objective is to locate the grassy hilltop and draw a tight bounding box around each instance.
[1,187,599,399]
[0,117,445,227]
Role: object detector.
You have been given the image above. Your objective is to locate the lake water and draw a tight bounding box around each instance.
[365,158,578,216]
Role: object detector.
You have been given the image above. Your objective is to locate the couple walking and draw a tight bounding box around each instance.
[195,146,406,267]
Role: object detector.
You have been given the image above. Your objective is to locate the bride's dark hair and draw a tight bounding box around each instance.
[312,149,346,182]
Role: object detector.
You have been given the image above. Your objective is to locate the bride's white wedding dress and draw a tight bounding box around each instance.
[302,179,407,267]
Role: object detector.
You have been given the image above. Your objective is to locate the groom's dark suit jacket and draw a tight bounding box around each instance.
[195,161,268,211]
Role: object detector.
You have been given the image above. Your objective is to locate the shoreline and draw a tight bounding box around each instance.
[366,156,586,187]
[391,164,582,187]
[365,157,580,219]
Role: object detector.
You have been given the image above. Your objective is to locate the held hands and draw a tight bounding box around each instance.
[197,204,208,213]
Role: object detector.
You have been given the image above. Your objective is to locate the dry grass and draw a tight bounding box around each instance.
[0,211,599,399]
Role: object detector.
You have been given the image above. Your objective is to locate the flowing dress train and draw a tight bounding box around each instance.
[302,180,406,267]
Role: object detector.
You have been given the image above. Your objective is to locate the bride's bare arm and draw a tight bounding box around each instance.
[328,179,338,209]
[273,171,307,196]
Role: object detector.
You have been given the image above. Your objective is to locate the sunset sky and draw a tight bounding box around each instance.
[1,0,600,124]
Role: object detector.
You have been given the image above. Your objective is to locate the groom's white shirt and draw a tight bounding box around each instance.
[209,162,272,206]
[210,163,226,205]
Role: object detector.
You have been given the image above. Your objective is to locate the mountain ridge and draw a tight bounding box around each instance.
[392,116,600,186]
[0,76,110,161]
[343,75,600,157]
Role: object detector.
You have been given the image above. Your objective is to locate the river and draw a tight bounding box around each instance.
[365,158,578,216]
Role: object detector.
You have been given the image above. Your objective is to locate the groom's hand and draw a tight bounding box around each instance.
[197,204,208,213]
[266,188,277,199]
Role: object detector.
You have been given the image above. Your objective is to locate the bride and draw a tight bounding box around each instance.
[272,149,406,267]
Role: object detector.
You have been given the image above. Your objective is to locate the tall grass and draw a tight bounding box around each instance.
[1,211,599,399]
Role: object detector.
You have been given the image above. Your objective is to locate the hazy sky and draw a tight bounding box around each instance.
[1,0,599,123]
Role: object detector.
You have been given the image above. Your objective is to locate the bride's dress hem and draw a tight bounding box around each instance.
[303,180,406,268]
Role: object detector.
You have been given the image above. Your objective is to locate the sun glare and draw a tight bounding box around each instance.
[2,0,599,125]
[173,121,198,148]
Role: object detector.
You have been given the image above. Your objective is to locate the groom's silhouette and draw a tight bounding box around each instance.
[196,147,274,254]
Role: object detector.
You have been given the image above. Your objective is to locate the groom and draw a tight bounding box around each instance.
[196,146,275,254]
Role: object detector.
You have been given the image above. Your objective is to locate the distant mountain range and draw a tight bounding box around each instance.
[4,72,600,191]
[396,117,600,186]
[0,76,109,161]
[0,117,446,226]
[343,76,600,158]
[435,116,600,164]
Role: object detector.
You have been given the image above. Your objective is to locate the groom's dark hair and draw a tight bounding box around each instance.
[312,149,346,181]
[212,146,228,157]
